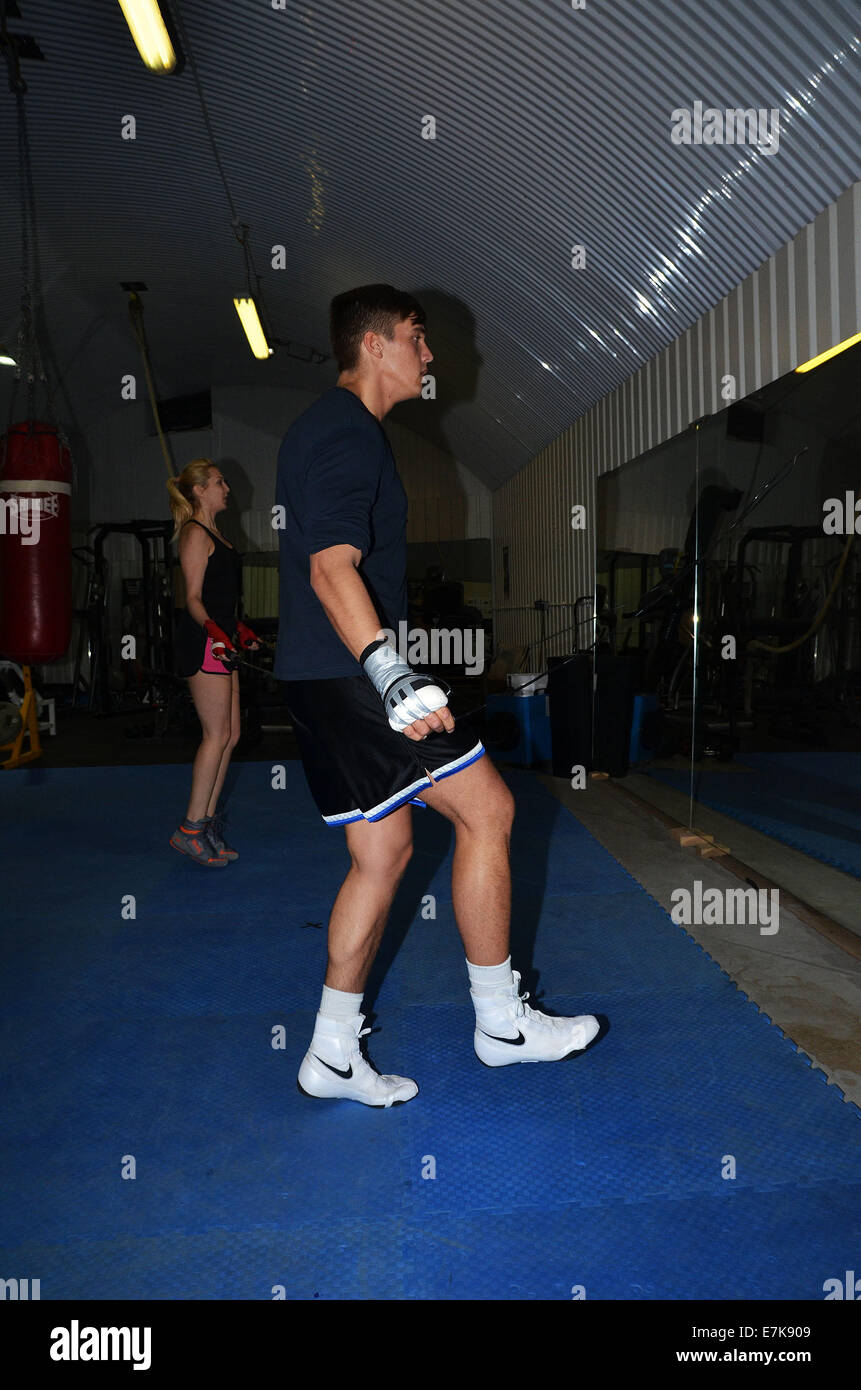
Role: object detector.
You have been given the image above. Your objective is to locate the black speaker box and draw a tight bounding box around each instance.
[548,655,592,778]
[548,654,639,779]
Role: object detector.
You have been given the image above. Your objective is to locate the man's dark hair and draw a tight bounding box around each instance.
[329,284,426,372]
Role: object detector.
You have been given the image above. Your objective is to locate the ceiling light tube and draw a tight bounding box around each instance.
[795,329,861,373]
[233,298,272,360]
[117,0,177,73]
[0,346,16,367]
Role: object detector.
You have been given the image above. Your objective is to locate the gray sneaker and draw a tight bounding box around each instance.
[204,811,238,861]
[170,821,229,867]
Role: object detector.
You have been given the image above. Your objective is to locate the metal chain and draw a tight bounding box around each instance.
[9,65,50,433]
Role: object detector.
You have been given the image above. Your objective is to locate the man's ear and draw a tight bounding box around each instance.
[362,329,383,358]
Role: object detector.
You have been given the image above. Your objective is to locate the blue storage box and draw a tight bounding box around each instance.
[485,691,552,767]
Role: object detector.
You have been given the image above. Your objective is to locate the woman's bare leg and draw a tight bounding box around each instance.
[185,671,232,821]
[205,670,241,817]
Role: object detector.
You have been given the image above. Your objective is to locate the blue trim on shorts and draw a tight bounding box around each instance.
[425,742,486,786]
[364,774,433,822]
[321,741,486,826]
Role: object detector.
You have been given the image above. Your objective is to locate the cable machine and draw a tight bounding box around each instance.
[76,520,176,716]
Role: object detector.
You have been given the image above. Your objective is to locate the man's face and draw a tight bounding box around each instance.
[377,314,433,401]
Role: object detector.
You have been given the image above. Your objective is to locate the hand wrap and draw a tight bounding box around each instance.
[236,620,262,651]
[204,619,238,668]
[360,638,449,733]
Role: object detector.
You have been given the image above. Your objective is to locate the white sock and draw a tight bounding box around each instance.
[466,956,513,994]
[317,984,363,1022]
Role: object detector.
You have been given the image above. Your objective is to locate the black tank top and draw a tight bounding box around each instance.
[173,519,243,676]
[184,518,242,631]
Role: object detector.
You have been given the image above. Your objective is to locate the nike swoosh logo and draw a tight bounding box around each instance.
[479,1029,526,1046]
[314,1054,353,1078]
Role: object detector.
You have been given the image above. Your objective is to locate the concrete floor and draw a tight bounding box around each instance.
[540,768,861,1109]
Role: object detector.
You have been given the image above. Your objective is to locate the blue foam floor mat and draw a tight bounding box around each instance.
[1,761,859,1300]
[646,752,861,879]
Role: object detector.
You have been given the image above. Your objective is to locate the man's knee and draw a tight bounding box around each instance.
[469,760,515,827]
[490,781,515,835]
[449,775,514,837]
[350,824,413,878]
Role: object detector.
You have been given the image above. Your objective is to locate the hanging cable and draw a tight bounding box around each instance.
[127,292,175,481]
[3,6,45,432]
[688,421,702,826]
[2,0,68,488]
[727,445,809,533]
[747,524,856,655]
[167,2,266,330]
[169,1,239,225]
[169,0,326,362]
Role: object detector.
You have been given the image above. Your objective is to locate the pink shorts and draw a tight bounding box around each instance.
[200,636,232,675]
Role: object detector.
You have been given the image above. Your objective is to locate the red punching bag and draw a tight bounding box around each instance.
[0,421,72,663]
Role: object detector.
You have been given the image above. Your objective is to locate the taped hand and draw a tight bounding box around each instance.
[204,619,238,668]
[360,638,452,735]
[236,620,262,651]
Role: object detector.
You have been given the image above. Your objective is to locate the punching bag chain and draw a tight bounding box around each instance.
[6,43,49,435]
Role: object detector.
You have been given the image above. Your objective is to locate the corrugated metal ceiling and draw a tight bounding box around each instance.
[0,0,859,489]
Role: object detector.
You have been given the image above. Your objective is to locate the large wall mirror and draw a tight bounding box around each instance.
[595,342,860,878]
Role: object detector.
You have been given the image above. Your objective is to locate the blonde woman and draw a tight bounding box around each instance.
[166,458,260,866]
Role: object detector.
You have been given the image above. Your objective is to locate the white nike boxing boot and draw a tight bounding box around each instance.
[472,969,600,1067]
[297,1013,419,1107]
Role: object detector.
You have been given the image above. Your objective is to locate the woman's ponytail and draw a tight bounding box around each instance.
[167,458,215,540]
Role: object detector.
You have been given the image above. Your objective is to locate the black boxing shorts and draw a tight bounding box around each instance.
[282,674,485,824]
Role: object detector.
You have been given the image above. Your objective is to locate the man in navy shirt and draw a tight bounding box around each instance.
[276,284,600,1107]
[274,382,409,682]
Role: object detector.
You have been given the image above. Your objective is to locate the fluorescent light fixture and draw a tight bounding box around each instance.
[233,297,272,360]
[0,346,16,367]
[117,0,177,73]
[795,329,861,373]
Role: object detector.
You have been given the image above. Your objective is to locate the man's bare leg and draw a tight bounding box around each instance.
[298,803,419,1105]
[421,753,600,1065]
[324,804,413,992]
[419,755,514,965]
